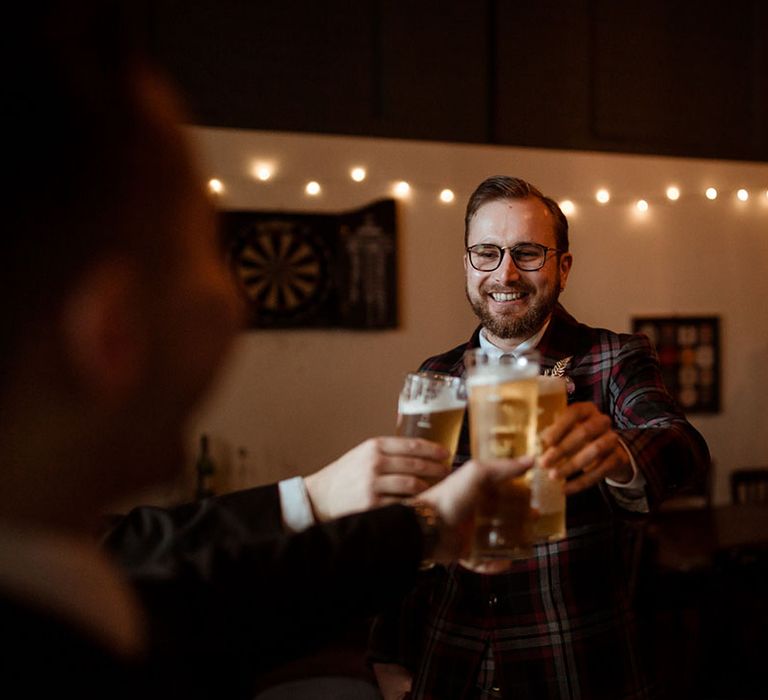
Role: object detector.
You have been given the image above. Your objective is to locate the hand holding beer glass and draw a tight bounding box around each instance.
[395,372,467,475]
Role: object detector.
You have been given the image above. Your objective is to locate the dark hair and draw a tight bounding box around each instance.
[3,2,193,386]
[464,176,569,252]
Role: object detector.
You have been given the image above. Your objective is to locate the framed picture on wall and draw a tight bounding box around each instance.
[632,316,720,414]
[221,199,397,330]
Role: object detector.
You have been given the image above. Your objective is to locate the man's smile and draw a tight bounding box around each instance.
[489,291,528,303]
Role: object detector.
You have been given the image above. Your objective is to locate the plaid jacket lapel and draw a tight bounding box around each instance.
[536,303,591,374]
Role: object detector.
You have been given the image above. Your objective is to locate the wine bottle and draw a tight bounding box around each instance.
[194,434,216,500]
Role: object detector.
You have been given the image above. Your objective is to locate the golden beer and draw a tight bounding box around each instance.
[529,375,567,542]
[465,350,539,561]
[396,372,466,471]
[468,378,538,460]
[537,375,567,433]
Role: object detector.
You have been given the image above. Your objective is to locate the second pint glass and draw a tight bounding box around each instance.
[396,372,467,473]
[465,349,539,560]
[529,375,568,542]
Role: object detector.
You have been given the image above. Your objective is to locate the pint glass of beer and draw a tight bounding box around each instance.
[396,372,467,473]
[529,375,568,542]
[464,349,540,561]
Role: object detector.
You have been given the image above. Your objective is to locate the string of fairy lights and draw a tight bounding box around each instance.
[206,163,768,215]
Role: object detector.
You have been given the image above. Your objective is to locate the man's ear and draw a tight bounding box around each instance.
[60,257,149,403]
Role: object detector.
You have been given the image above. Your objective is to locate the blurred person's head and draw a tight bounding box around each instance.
[1,1,240,531]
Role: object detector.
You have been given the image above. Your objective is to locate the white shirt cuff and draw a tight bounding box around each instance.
[278,476,316,533]
[605,438,647,490]
[604,438,649,513]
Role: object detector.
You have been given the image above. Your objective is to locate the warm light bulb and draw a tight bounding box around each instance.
[636,199,649,213]
[350,167,366,182]
[305,181,321,196]
[207,178,224,194]
[705,187,718,200]
[254,164,273,181]
[666,186,680,201]
[393,181,411,198]
[737,188,749,202]
[439,188,455,203]
[596,189,610,204]
[559,199,575,216]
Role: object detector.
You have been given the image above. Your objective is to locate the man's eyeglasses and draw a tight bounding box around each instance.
[466,243,563,272]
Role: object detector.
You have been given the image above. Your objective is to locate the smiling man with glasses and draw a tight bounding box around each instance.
[370,176,710,700]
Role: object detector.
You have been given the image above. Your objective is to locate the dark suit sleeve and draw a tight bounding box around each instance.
[103,490,424,684]
[609,333,711,508]
[103,484,285,563]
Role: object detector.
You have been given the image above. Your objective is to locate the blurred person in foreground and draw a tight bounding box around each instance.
[370,177,710,699]
[1,4,532,697]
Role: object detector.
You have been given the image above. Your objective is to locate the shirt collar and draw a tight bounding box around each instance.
[478,317,551,357]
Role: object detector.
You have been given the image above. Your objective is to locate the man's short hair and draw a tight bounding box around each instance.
[464,176,569,252]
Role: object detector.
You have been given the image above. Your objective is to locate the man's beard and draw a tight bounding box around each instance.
[466,276,561,341]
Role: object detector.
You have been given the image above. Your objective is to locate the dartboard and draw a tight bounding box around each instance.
[231,221,330,321]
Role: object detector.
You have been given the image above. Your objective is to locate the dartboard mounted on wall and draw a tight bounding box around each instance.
[221,200,397,329]
[228,219,332,326]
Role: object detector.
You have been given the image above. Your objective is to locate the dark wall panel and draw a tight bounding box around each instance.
[375,1,488,141]
[153,0,377,134]
[493,1,593,148]
[589,0,763,159]
[149,0,768,161]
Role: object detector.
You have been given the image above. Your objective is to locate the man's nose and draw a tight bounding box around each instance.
[493,251,521,284]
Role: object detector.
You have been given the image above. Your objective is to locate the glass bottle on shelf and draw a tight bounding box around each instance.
[194,434,216,501]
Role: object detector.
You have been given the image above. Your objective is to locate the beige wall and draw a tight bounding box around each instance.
[177,127,767,506]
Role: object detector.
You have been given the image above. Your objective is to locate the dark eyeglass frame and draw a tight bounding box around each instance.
[466,242,564,272]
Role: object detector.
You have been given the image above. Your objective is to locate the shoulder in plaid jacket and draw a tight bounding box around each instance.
[369,304,710,700]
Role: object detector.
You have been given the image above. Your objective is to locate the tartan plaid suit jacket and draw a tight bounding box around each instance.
[370,304,710,700]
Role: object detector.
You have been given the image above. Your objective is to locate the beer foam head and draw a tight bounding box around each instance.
[464,349,539,386]
[399,393,466,414]
[465,362,539,386]
[538,375,567,395]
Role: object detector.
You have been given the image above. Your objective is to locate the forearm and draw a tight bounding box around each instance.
[102,483,283,564]
[109,502,424,676]
[610,334,710,507]
[618,421,710,506]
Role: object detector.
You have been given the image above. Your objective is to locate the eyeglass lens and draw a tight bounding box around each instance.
[468,244,549,271]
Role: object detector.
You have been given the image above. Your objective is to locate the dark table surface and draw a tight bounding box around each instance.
[647,503,768,572]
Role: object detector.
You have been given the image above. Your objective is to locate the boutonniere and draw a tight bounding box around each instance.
[544,356,575,395]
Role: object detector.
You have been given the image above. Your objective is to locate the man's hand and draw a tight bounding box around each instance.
[539,402,633,495]
[414,455,534,562]
[304,437,450,521]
